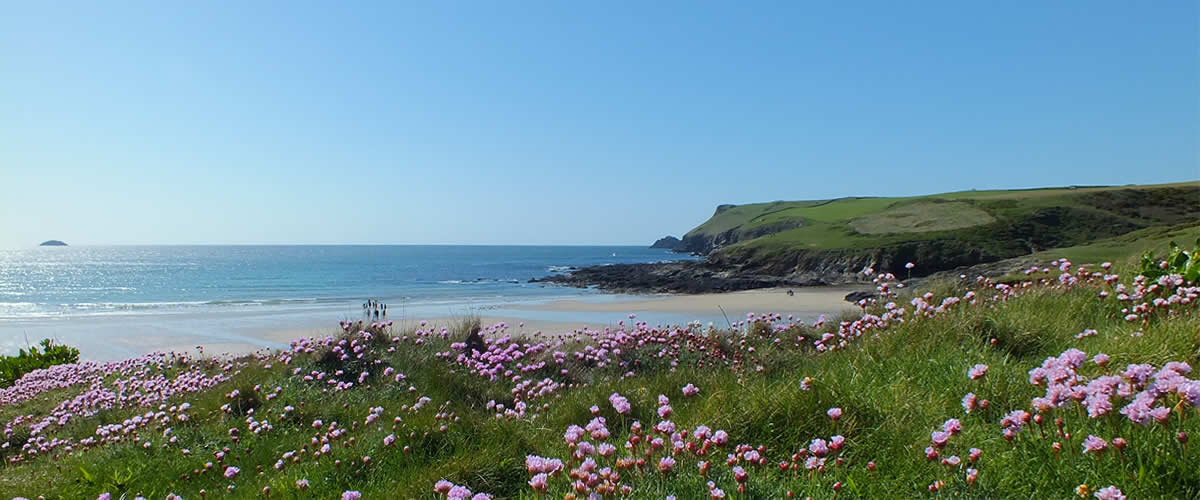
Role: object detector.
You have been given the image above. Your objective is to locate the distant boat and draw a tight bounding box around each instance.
[611,252,617,256]
[39,240,68,246]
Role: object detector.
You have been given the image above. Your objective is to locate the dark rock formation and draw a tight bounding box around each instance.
[39,240,67,246]
[844,290,877,304]
[650,236,683,250]
[531,261,814,294]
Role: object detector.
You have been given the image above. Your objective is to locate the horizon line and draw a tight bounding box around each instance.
[7,242,670,249]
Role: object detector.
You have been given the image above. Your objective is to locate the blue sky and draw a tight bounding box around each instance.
[1,1,1196,247]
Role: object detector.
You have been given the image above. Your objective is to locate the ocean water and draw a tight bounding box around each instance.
[0,245,689,320]
[0,245,702,359]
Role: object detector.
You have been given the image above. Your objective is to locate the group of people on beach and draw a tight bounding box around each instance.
[363,299,388,320]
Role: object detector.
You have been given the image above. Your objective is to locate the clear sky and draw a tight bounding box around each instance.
[1,1,1197,247]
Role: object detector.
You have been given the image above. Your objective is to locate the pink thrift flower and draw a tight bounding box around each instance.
[830,434,845,450]
[968,448,982,462]
[968,364,988,380]
[528,473,549,493]
[809,438,829,457]
[657,405,673,419]
[1082,435,1108,455]
[827,407,842,420]
[658,456,676,473]
[732,465,748,483]
[609,393,631,414]
[223,466,240,479]
[962,393,978,413]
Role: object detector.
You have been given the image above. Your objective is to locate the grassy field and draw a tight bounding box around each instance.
[848,201,995,235]
[681,182,1199,277]
[1,252,1198,499]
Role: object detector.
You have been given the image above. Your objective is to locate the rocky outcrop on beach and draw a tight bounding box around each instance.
[843,290,878,304]
[531,249,914,294]
[531,261,811,294]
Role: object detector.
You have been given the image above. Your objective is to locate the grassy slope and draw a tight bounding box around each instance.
[1,259,1198,499]
[684,181,1200,263]
[1033,223,1200,265]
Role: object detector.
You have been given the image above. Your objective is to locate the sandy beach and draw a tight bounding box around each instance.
[245,287,859,354]
[513,287,856,317]
[1,287,860,362]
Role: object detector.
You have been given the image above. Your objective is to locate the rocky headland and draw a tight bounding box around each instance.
[536,183,1200,298]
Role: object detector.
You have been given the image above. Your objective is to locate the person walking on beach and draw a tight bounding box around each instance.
[382,305,387,319]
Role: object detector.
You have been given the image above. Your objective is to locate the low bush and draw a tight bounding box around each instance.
[0,339,79,388]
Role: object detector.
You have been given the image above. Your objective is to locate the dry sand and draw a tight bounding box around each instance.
[512,287,857,317]
[35,287,861,361]
[152,316,597,360]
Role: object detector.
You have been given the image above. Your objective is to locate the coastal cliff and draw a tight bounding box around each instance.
[538,183,1200,293]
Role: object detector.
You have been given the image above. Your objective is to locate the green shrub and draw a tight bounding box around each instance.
[1139,237,1200,282]
[0,339,80,388]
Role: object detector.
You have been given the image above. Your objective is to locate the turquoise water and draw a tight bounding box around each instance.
[0,245,702,359]
[0,245,690,319]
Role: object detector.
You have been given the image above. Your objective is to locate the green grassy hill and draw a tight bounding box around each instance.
[681,182,1200,280]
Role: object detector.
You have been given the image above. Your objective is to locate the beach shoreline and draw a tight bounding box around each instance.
[0,287,860,362]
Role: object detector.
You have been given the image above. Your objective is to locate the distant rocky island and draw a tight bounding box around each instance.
[39,240,67,246]
[649,235,683,250]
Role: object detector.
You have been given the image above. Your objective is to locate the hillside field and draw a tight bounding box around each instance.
[680,182,1199,278]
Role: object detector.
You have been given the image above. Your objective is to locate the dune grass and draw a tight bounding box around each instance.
[1,261,1198,499]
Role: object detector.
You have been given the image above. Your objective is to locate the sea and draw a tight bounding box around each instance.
[0,245,695,359]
